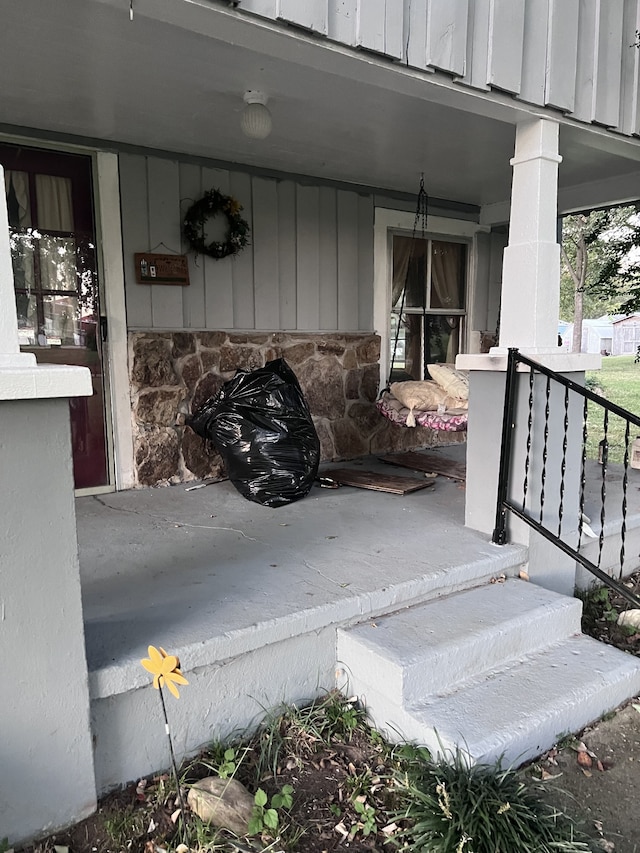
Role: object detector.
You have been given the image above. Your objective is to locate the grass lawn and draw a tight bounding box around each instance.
[586,355,640,463]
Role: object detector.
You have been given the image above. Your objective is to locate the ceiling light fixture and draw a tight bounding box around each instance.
[240,90,272,139]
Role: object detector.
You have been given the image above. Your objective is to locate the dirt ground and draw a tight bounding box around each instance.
[536,567,640,853]
[531,699,640,853]
[22,692,640,853]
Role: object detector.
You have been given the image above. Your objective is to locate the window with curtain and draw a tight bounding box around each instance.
[389,235,467,382]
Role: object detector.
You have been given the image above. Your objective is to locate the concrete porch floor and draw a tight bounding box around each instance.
[77,443,640,696]
[75,444,640,791]
[77,445,529,699]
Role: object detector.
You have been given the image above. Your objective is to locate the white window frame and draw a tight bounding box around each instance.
[374,208,489,391]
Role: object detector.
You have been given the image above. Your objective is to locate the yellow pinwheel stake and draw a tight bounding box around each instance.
[140,645,189,842]
[141,645,188,699]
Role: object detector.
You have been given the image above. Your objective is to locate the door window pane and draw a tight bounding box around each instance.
[39,236,78,291]
[42,294,79,345]
[15,292,37,346]
[10,230,35,292]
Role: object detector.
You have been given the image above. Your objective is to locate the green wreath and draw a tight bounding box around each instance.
[182,188,250,259]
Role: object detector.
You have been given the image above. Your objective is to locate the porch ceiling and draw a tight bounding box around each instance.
[2,0,640,209]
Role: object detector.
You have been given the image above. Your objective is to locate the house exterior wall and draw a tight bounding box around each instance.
[119,152,475,486]
[239,0,640,138]
[129,330,465,486]
[119,153,375,333]
[613,316,640,355]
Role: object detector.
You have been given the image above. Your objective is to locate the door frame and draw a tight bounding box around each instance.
[0,134,134,492]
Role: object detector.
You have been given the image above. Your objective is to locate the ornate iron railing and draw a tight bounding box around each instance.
[493,348,640,609]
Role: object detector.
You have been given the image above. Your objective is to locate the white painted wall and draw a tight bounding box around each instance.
[119,154,376,332]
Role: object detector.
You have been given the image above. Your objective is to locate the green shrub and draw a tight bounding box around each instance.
[394,748,590,853]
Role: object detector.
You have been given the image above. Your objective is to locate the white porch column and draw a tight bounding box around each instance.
[459,119,599,597]
[0,166,97,843]
[498,118,562,351]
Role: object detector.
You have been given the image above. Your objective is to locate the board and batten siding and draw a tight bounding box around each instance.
[239,0,640,137]
[119,153,374,332]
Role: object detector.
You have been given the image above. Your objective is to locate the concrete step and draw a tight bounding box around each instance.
[337,579,640,767]
[411,634,640,766]
[337,580,583,702]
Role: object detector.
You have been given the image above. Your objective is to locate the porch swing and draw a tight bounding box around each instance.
[375,177,469,433]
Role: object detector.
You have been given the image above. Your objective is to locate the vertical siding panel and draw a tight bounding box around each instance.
[487,0,526,93]
[328,0,357,45]
[277,180,297,330]
[357,194,374,331]
[384,0,404,58]
[296,185,321,330]
[252,177,280,330]
[619,0,640,134]
[239,0,277,18]
[278,0,327,34]
[179,162,205,329]
[356,0,403,57]
[201,168,234,329]
[147,158,183,329]
[545,0,579,111]
[573,0,598,122]
[337,191,359,330]
[519,0,549,106]
[405,0,429,70]
[594,0,624,127]
[425,0,469,76]
[118,153,152,328]
[466,0,491,89]
[318,187,338,330]
[230,171,255,329]
[356,0,386,54]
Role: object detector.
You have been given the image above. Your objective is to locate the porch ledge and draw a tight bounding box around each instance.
[0,363,92,401]
[87,542,528,701]
[456,351,602,373]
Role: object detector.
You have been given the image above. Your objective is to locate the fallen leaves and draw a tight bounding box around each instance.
[573,741,608,776]
[577,750,592,770]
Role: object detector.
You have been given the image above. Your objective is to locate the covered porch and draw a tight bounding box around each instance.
[78,441,640,793]
[5,0,640,843]
[79,444,524,790]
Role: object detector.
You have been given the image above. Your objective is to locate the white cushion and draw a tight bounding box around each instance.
[427,363,469,401]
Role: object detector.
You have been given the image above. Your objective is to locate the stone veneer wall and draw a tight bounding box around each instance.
[129,331,465,487]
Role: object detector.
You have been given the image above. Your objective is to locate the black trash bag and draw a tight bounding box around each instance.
[186,358,320,507]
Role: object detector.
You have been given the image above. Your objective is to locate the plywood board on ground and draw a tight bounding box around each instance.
[379,452,466,482]
[322,468,435,494]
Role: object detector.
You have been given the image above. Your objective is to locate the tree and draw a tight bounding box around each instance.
[560,206,640,352]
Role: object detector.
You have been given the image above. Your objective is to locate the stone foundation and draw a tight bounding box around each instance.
[129,331,465,487]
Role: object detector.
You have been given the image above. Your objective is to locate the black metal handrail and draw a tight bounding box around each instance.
[493,348,640,609]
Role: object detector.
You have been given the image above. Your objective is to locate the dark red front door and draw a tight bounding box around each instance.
[1,143,109,489]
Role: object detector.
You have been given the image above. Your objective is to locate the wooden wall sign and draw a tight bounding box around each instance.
[134,253,190,286]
